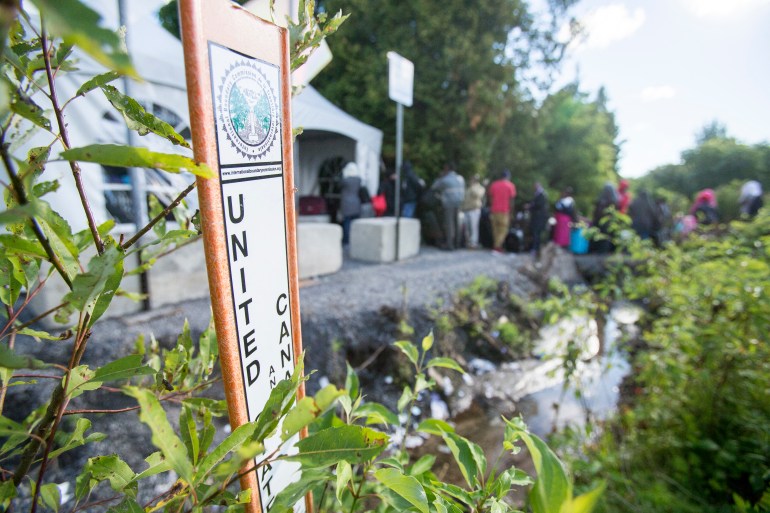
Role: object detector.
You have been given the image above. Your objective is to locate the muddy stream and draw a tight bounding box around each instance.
[394,304,640,498]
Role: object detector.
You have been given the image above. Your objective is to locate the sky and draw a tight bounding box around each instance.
[549,0,770,178]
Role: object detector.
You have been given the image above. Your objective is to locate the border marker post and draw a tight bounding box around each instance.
[179,1,306,511]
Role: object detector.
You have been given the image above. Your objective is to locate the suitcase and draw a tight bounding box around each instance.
[504,228,524,253]
[298,195,327,216]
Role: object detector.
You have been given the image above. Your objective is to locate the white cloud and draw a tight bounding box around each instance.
[574,5,646,50]
[680,0,770,18]
[641,85,677,101]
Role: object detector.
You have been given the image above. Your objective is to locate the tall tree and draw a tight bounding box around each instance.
[313,0,577,180]
[518,83,620,211]
[695,119,729,146]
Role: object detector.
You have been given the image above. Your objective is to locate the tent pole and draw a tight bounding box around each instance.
[118,0,151,311]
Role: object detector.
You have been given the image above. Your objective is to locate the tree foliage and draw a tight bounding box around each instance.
[547,217,770,513]
[638,122,769,219]
[313,0,578,180]
[523,83,620,212]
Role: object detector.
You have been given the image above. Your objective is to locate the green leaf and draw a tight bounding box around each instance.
[409,454,436,476]
[0,256,24,306]
[314,384,344,411]
[65,365,100,399]
[106,499,144,513]
[353,401,399,426]
[33,199,81,280]
[0,480,17,510]
[39,483,60,512]
[417,418,455,436]
[180,404,199,464]
[428,481,474,507]
[252,377,299,443]
[194,421,258,484]
[568,481,606,513]
[345,361,359,400]
[48,418,106,459]
[422,330,434,352]
[81,455,137,497]
[375,468,429,513]
[426,357,465,374]
[148,194,166,237]
[132,451,172,482]
[504,418,570,513]
[281,396,319,441]
[442,432,482,488]
[394,340,419,366]
[101,85,190,148]
[61,243,123,324]
[16,327,61,341]
[0,344,47,370]
[124,387,194,484]
[30,0,137,78]
[288,425,388,468]
[195,318,218,378]
[335,460,352,503]
[397,385,412,412]
[10,95,50,130]
[0,233,48,258]
[0,202,44,231]
[270,470,329,513]
[92,354,155,383]
[76,71,121,96]
[60,144,214,178]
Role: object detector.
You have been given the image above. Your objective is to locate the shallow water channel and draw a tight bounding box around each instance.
[399,303,641,489]
[442,303,641,437]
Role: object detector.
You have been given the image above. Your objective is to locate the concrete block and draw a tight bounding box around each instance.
[149,240,210,307]
[350,217,421,263]
[298,214,331,223]
[297,222,343,278]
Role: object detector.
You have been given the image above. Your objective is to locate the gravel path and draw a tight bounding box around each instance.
[300,246,535,316]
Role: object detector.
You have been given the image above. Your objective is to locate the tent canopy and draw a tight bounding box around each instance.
[292,86,382,196]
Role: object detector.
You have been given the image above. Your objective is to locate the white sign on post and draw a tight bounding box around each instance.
[387,51,414,107]
[209,41,302,511]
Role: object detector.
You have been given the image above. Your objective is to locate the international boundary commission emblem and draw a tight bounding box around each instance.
[218,58,279,161]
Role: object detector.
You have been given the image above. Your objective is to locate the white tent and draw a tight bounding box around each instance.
[41,0,381,232]
[292,86,382,197]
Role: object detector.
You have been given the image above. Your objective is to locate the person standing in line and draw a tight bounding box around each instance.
[487,169,517,252]
[461,174,486,248]
[378,169,397,217]
[553,187,577,248]
[429,162,465,250]
[339,161,363,245]
[628,189,660,240]
[739,180,763,218]
[689,188,719,225]
[529,182,549,257]
[617,179,631,214]
[400,161,424,218]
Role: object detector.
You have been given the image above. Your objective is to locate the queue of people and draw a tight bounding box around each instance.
[330,158,764,254]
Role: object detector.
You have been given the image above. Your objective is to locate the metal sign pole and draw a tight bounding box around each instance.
[394,102,403,261]
[179,1,306,512]
[387,52,413,263]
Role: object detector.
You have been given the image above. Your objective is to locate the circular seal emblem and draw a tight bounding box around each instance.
[218,60,280,160]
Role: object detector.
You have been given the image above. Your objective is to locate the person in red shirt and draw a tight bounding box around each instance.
[487,170,517,252]
[617,179,631,214]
